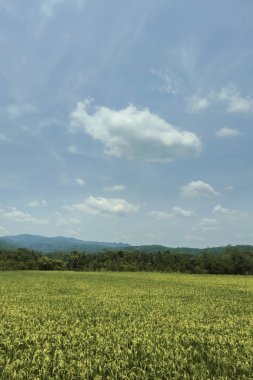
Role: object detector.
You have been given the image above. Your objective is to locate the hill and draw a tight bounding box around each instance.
[0,234,131,253]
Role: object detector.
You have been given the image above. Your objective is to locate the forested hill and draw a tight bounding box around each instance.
[2,234,252,256]
[0,243,253,274]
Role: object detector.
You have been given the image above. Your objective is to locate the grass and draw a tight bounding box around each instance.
[0,271,253,379]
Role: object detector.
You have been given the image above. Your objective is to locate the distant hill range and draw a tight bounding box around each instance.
[0,234,182,254]
[0,234,132,253]
[0,234,252,255]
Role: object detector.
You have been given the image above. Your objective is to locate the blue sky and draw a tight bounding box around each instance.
[1,0,253,247]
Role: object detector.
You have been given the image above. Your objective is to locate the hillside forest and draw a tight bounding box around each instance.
[0,246,253,274]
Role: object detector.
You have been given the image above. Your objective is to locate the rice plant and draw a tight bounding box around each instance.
[0,271,252,379]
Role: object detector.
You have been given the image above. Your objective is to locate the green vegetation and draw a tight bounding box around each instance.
[1,245,253,274]
[68,246,253,274]
[0,248,66,271]
[0,271,252,379]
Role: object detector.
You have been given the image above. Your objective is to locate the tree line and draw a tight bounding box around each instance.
[1,245,253,274]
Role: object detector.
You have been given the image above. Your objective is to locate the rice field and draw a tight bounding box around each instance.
[0,271,252,379]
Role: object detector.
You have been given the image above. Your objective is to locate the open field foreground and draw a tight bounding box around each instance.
[0,272,253,379]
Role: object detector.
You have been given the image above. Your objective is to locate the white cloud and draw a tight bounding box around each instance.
[172,206,194,218]
[198,218,220,230]
[148,206,194,220]
[65,196,139,216]
[186,95,210,113]
[76,178,85,186]
[104,184,126,192]
[28,200,48,208]
[148,211,171,220]
[212,205,234,216]
[70,100,201,162]
[212,205,244,218]
[181,180,220,198]
[218,86,253,113]
[0,207,48,224]
[216,127,241,137]
[186,85,253,115]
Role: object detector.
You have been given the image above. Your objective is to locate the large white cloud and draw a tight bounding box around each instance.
[65,196,139,216]
[181,180,220,197]
[70,100,202,162]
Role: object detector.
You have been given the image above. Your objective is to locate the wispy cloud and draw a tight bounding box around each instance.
[197,218,220,231]
[216,127,241,137]
[148,210,171,221]
[0,207,48,224]
[150,69,181,95]
[70,99,201,162]
[104,185,126,192]
[67,146,81,155]
[212,205,245,219]
[148,206,194,220]
[218,85,253,113]
[186,95,211,113]
[5,103,37,119]
[172,206,195,218]
[187,85,253,114]
[28,200,48,208]
[76,178,85,186]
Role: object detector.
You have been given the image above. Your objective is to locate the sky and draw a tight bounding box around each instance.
[0,0,253,247]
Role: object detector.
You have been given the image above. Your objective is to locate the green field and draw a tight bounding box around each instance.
[0,272,252,379]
